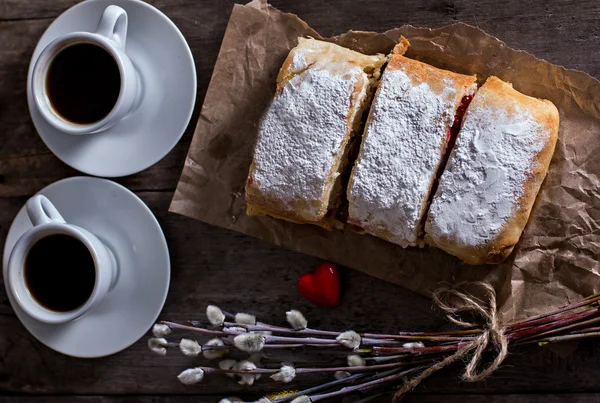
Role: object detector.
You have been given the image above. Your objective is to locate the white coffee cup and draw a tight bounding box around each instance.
[7,195,118,324]
[32,5,140,135]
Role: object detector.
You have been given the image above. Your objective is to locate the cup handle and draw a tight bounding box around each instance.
[26,195,66,227]
[95,5,128,50]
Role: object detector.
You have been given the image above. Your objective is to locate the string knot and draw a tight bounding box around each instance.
[393,282,508,401]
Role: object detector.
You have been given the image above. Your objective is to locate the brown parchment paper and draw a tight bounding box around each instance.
[170,0,600,322]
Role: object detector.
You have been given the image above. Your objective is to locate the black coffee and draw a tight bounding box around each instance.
[46,43,121,124]
[25,234,96,312]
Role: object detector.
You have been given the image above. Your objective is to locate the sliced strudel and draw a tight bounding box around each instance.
[245,38,386,228]
[425,76,560,265]
[347,51,477,246]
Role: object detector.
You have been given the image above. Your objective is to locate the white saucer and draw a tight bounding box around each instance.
[26,0,197,177]
[2,177,170,357]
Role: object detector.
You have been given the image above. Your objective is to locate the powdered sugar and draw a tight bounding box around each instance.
[291,48,309,70]
[251,67,361,219]
[347,68,463,246]
[425,95,548,248]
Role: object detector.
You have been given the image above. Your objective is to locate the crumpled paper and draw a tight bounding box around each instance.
[170,0,600,322]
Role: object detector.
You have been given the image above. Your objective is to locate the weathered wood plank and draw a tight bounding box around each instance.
[2,395,600,403]
[3,0,600,399]
[0,11,206,196]
[4,0,600,79]
[2,192,600,395]
[406,395,600,403]
[1,394,600,403]
[2,1,600,197]
[0,0,233,195]
[0,398,229,403]
[0,192,437,394]
[0,1,77,20]
[0,0,236,22]
[0,146,189,197]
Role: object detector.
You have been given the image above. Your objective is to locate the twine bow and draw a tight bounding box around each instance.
[392,282,509,402]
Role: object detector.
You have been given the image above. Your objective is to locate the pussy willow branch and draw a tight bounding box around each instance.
[168,320,459,347]
[214,321,469,342]
[152,289,600,403]
[194,357,437,377]
[271,372,370,403]
[309,367,425,402]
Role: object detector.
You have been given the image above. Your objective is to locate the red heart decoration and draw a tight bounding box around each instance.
[297,262,340,308]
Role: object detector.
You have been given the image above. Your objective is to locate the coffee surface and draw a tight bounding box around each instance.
[25,234,96,312]
[46,43,121,124]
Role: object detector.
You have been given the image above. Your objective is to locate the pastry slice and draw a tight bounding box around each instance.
[347,50,477,247]
[245,38,386,229]
[425,76,560,265]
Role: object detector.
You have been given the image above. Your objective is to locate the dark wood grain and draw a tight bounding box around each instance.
[2,0,600,196]
[3,395,600,403]
[3,192,600,397]
[2,0,600,401]
[0,0,233,195]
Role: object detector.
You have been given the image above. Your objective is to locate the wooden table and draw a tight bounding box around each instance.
[2,1,600,402]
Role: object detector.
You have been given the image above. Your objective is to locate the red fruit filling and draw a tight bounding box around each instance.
[442,95,473,170]
[446,95,472,143]
[419,94,474,236]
